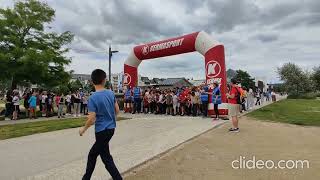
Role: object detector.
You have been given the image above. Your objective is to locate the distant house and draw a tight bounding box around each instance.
[150,78,165,85]
[138,76,151,86]
[189,79,205,86]
[156,78,193,89]
[71,74,91,85]
[71,73,122,92]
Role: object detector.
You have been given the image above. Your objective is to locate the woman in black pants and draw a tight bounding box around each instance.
[212,82,221,120]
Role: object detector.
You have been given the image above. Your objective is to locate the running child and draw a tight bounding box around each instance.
[79,69,122,180]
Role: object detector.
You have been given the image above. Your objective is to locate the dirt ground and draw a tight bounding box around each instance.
[124,117,320,180]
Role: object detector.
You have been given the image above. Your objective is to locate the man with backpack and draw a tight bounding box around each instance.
[132,86,142,114]
[226,79,241,132]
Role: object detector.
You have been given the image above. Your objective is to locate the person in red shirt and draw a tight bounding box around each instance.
[179,87,190,116]
[226,79,241,132]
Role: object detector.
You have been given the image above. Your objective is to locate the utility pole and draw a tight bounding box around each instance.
[108,45,119,90]
[108,45,112,83]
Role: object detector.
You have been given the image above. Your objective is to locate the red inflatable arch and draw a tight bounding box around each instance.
[123,31,228,115]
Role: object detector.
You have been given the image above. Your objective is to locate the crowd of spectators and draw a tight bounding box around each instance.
[4,88,89,120]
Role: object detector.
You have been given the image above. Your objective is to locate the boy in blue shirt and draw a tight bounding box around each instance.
[79,69,122,180]
[28,91,38,119]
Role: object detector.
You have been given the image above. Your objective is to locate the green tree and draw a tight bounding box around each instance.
[0,0,74,90]
[0,78,10,95]
[272,83,286,93]
[226,69,237,80]
[105,81,111,90]
[312,66,320,91]
[233,70,255,89]
[83,81,94,93]
[68,79,83,92]
[277,63,313,94]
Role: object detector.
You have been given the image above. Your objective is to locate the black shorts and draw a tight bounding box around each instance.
[14,105,19,111]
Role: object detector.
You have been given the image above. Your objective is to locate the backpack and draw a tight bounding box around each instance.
[234,87,242,104]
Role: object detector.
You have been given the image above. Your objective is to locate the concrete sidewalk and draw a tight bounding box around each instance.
[0,114,226,180]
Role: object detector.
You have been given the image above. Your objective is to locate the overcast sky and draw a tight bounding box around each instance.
[1,0,320,83]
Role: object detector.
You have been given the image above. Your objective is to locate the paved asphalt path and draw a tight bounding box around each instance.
[0,113,225,180]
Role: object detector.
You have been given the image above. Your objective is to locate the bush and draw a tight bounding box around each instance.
[287,92,317,99]
[0,115,4,121]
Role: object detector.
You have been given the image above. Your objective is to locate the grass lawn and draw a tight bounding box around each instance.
[0,117,129,140]
[247,99,320,126]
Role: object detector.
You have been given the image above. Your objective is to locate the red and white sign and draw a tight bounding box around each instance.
[133,32,198,60]
[149,38,184,53]
[206,60,221,78]
[123,73,131,85]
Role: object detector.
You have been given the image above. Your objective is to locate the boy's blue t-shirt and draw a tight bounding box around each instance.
[28,96,37,107]
[88,90,117,133]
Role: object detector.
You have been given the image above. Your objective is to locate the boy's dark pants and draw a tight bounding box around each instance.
[82,128,122,180]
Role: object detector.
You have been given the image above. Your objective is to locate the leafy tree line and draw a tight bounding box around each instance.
[277,63,320,96]
[227,69,256,90]
[0,0,73,90]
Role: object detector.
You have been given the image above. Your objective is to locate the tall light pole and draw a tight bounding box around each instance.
[108,45,118,89]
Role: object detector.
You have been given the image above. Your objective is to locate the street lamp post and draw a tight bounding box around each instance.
[108,45,118,90]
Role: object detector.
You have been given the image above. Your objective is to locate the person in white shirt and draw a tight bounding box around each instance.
[172,92,178,116]
[66,92,72,115]
[12,91,20,120]
[73,91,81,117]
[82,94,88,115]
[158,92,163,114]
[41,91,47,117]
[247,88,254,110]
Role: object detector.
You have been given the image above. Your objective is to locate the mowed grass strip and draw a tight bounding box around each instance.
[0,117,129,140]
[247,99,320,126]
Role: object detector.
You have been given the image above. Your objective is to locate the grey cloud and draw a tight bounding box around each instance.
[100,1,183,44]
[258,1,320,29]
[185,0,319,32]
[50,0,320,50]
[253,34,279,42]
[32,0,320,81]
[51,0,184,51]
[274,12,320,29]
[175,0,204,14]
[206,0,259,32]
[259,2,301,25]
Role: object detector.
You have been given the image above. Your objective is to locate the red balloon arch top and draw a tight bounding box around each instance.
[123,31,228,115]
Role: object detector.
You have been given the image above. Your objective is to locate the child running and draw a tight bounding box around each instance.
[79,69,122,180]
